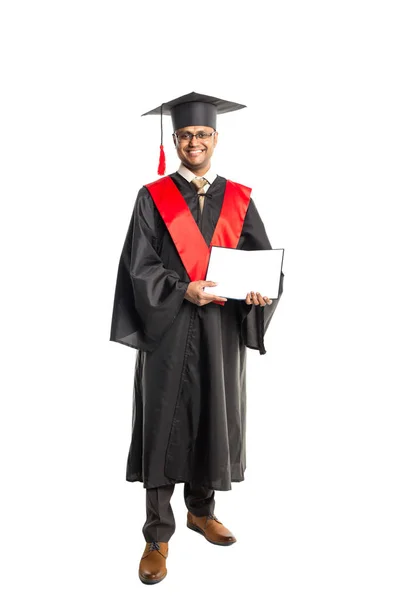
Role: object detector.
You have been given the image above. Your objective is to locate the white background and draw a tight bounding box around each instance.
[1,1,399,598]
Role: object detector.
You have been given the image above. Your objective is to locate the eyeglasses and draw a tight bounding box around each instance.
[174,131,217,143]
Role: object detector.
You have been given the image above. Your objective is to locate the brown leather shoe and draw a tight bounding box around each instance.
[138,541,168,585]
[187,512,237,546]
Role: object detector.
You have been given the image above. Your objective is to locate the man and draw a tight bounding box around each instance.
[109,92,284,585]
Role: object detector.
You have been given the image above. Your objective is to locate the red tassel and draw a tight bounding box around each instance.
[157,144,166,176]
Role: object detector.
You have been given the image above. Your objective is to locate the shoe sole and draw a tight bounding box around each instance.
[187,522,236,546]
[138,571,167,585]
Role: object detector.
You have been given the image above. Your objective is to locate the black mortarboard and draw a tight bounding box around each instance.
[142,91,246,175]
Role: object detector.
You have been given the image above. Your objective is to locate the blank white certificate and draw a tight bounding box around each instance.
[204,247,284,300]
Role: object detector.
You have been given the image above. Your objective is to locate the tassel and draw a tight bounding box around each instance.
[157,144,166,176]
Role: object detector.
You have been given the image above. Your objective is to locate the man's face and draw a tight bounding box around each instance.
[173,125,218,173]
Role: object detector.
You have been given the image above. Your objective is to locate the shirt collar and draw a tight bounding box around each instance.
[177,164,217,186]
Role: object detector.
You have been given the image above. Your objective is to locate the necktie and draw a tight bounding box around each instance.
[191,177,208,214]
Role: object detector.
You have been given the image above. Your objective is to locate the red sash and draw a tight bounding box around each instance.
[145,176,251,306]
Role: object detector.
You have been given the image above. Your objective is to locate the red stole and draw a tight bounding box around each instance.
[145,176,251,306]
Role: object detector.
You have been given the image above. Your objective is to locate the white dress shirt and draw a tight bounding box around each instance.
[177,164,217,194]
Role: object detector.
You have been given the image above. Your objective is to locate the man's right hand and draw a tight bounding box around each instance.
[184,281,228,306]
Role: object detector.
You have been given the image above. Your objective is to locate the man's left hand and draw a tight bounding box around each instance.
[245,292,273,306]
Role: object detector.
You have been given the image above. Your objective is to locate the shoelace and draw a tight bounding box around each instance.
[148,541,160,552]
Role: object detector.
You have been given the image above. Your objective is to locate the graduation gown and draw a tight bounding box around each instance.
[110,172,284,490]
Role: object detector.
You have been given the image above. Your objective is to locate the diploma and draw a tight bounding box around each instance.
[204,247,284,300]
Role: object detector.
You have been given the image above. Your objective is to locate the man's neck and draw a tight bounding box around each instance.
[181,162,211,177]
[178,164,217,185]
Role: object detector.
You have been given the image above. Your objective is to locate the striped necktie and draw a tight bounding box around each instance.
[191,177,208,214]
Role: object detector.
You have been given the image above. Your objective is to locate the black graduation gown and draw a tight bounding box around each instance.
[110,173,284,490]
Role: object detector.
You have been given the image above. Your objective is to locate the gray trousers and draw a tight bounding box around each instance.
[143,483,215,542]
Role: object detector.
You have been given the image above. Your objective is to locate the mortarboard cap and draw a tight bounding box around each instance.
[142,91,246,175]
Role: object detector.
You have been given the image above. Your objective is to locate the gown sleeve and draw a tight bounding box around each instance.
[237,198,285,355]
[109,186,189,351]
